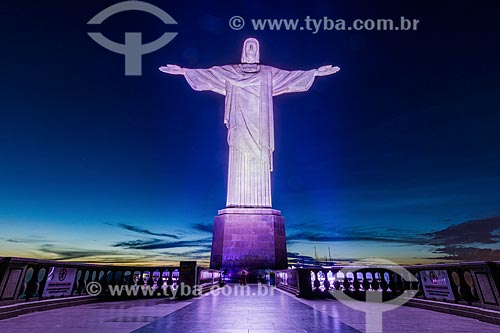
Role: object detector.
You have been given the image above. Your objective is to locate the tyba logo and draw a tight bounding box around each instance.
[87,1,178,76]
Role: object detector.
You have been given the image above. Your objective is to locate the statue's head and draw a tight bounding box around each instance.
[241,38,260,64]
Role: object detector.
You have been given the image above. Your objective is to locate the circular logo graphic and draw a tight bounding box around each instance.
[86,282,102,296]
[229,16,245,30]
[58,268,68,281]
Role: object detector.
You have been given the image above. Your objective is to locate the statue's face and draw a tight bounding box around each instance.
[241,38,260,64]
[245,41,257,58]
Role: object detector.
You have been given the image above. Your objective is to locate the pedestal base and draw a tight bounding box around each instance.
[210,208,288,271]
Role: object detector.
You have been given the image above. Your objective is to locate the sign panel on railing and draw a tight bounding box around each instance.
[42,267,77,297]
[420,270,455,301]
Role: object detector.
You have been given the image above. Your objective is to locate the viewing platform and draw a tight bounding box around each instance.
[1,257,500,332]
[0,284,499,332]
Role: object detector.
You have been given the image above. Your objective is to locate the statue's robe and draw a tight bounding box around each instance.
[184,64,316,207]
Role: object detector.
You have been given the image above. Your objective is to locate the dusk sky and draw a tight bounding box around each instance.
[1,0,499,266]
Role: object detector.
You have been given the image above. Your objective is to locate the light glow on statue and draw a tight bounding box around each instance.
[160,38,339,208]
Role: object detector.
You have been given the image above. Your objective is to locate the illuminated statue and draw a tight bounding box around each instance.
[160,38,339,208]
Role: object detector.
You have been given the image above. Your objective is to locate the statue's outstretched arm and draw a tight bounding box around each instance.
[159,64,227,95]
[159,64,185,75]
[315,65,340,77]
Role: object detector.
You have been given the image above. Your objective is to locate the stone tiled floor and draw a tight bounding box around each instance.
[0,285,498,332]
[133,285,359,333]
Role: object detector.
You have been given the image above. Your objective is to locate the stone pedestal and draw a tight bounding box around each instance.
[210,208,288,271]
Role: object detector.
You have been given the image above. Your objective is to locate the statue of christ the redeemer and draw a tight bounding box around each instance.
[160,38,339,208]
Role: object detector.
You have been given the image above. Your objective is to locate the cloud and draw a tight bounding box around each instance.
[162,248,212,261]
[110,238,163,249]
[116,223,180,239]
[422,217,500,261]
[33,216,500,264]
[37,244,137,261]
[288,232,413,244]
[425,217,500,246]
[4,239,24,243]
[287,227,425,245]
[431,246,500,261]
[163,248,211,256]
[191,222,213,233]
[112,237,212,250]
[286,217,500,263]
[36,242,209,264]
[1,236,58,244]
[287,217,500,249]
[287,252,317,265]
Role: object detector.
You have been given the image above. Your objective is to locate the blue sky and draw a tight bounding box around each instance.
[0,0,499,265]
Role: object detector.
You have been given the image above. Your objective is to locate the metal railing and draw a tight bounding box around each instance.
[0,257,220,305]
[276,261,500,311]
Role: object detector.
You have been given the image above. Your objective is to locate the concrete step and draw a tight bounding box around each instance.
[407,298,500,325]
[0,296,100,320]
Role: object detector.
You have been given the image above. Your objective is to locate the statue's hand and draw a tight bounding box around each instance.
[315,65,340,77]
[159,64,185,75]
